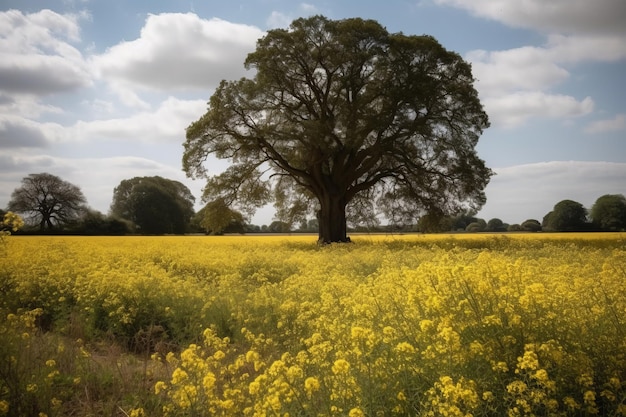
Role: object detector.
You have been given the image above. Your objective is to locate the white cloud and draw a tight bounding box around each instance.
[0,114,65,148]
[0,94,63,119]
[468,33,626,99]
[439,0,626,130]
[468,47,569,96]
[92,13,264,100]
[478,161,626,223]
[0,153,57,175]
[545,34,626,63]
[483,92,593,129]
[0,116,50,148]
[434,0,626,35]
[1,97,207,149]
[585,114,626,134]
[0,9,92,96]
[70,97,207,143]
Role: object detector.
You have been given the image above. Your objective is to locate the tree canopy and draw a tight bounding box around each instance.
[590,194,626,231]
[542,199,588,232]
[486,218,506,232]
[194,198,245,235]
[183,15,491,243]
[110,176,195,234]
[8,173,87,231]
[520,219,542,232]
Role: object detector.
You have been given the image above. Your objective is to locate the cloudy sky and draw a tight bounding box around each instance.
[1,0,625,226]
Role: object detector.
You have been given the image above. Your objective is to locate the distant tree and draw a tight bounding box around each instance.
[542,200,588,232]
[246,224,262,233]
[465,219,486,233]
[183,15,492,243]
[268,221,291,233]
[590,194,626,231]
[8,173,87,231]
[77,209,132,235]
[110,176,195,234]
[521,219,542,232]
[486,218,506,232]
[451,213,479,232]
[194,199,245,235]
[417,211,453,233]
[508,224,522,232]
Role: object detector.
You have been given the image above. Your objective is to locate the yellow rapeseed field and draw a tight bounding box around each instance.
[1,233,625,416]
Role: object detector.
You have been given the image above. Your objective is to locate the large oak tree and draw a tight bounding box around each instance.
[183,16,492,243]
[8,173,87,231]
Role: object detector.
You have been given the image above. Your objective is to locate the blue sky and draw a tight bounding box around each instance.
[1,0,625,226]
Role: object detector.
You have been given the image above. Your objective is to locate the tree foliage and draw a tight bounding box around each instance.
[486,218,506,232]
[465,219,486,233]
[590,194,626,231]
[110,176,195,234]
[521,219,542,232]
[183,15,491,243]
[542,200,588,232]
[8,173,87,231]
[77,209,132,235]
[416,211,452,233]
[194,199,245,235]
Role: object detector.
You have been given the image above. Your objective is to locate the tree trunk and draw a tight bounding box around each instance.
[317,193,350,244]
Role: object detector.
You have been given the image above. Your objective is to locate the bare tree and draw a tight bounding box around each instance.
[8,173,87,231]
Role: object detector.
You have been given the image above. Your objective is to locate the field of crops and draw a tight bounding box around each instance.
[1,233,625,416]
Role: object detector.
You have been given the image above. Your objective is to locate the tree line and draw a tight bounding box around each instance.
[3,172,625,235]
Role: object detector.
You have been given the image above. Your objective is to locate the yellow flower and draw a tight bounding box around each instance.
[171,368,188,385]
[563,396,580,410]
[203,373,216,393]
[129,408,145,417]
[506,380,527,395]
[0,400,9,415]
[492,361,509,372]
[348,407,365,417]
[267,394,281,411]
[249,380,261,395]
[332,359,350,375]
[304,377,320,394]
[287,365,303,381]
[246,350,260,363]
[154,381,167,394]
[420,319,434,332]
[395,341,416,354]
[516,348,539,372]
[583,390,596,405]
